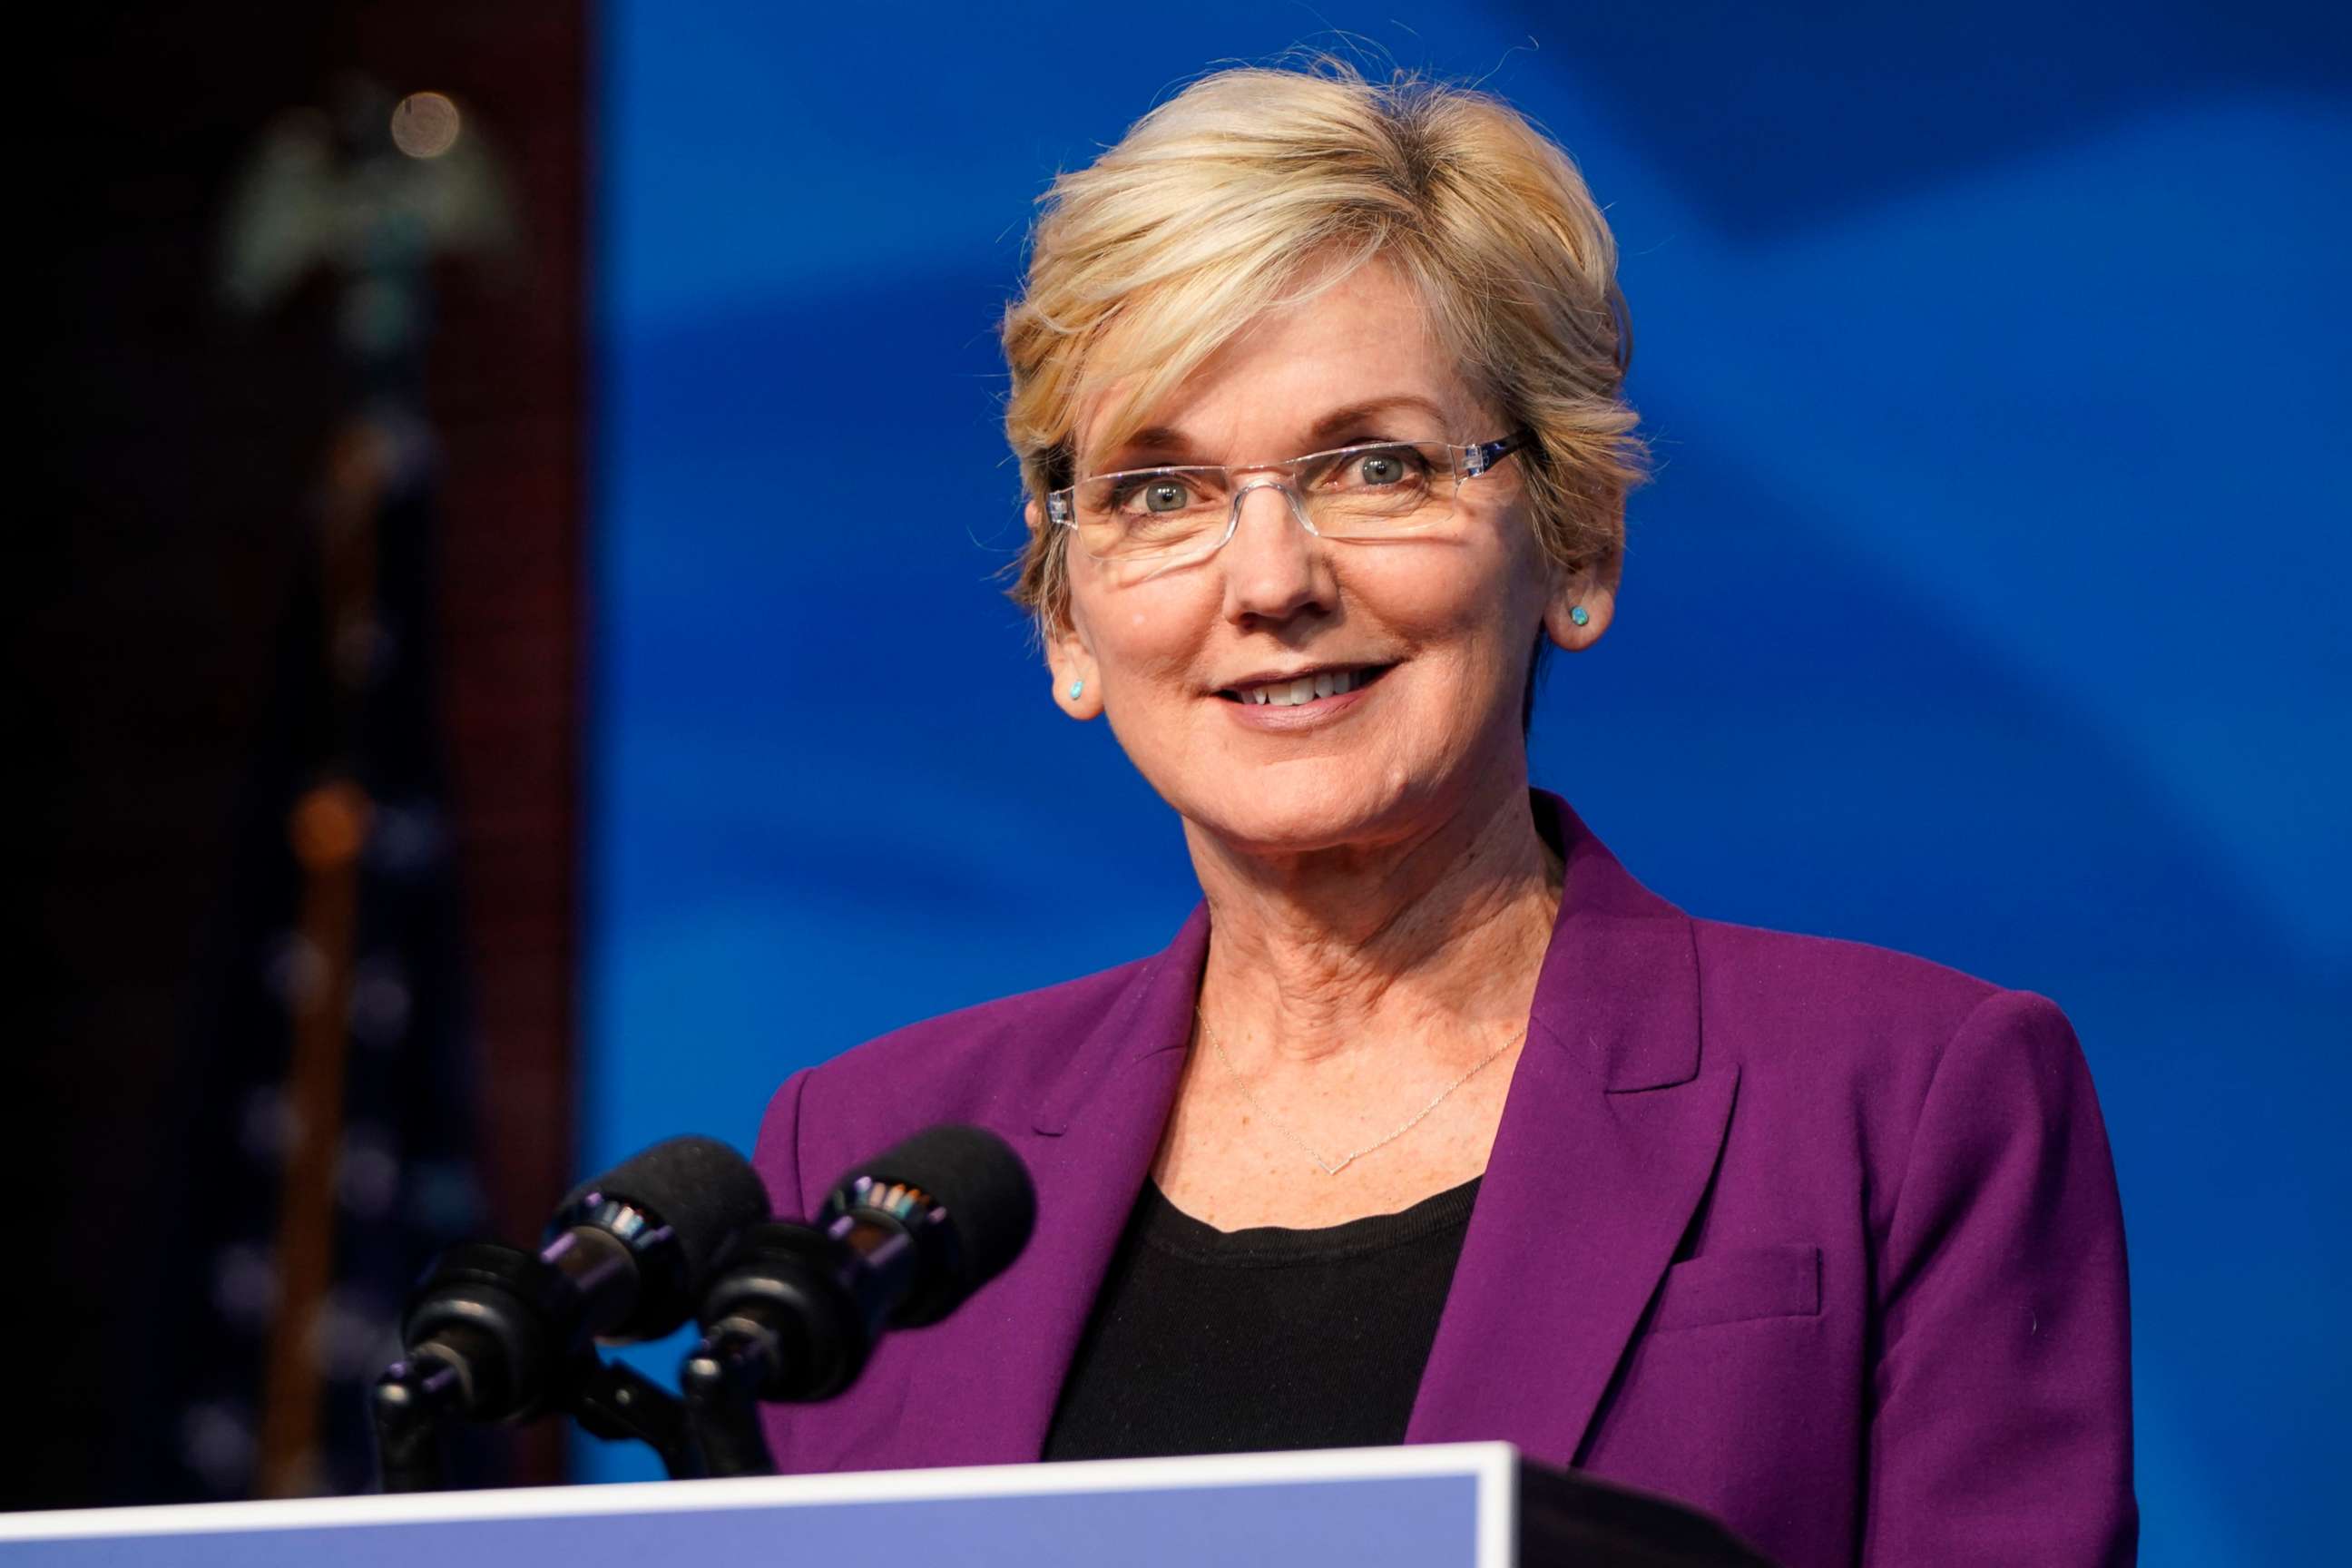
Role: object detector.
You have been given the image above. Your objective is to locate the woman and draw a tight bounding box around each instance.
[751,63,2133,1567]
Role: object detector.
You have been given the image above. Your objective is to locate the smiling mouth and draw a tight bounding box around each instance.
[1217,665,1395,707]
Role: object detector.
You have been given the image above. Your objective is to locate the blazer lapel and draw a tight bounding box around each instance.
[1406,799,1738,1465]
[888,906,1207,1465]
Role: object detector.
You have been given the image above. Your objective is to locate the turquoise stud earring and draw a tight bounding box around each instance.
[1570,604,1591,627]
[1067,678,1084,701]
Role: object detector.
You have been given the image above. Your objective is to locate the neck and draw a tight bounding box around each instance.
[1185,774,1562,1066]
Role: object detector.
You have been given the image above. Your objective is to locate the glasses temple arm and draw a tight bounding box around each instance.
[1463,430,1533,478]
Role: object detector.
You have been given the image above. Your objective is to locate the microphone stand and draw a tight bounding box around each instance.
[680,1325,779,1479]
[564,1356,705,1481]
[370,1352,470,1494]
[373,1348,706,1493]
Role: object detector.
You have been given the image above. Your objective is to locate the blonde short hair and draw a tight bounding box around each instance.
[999,61,1645,630]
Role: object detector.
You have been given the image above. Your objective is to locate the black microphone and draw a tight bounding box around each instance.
[374,1135,770,1489]
[681,1124,1036,1475]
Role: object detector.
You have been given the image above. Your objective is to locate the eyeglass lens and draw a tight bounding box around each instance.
[1068,440,1465,564]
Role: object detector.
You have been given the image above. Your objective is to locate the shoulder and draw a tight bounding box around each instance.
[807,955,1151,1119]
[1690,915,2010,1050]
[750,951,1155,1210]
[1684,915,2102,1189]
[1558,791,2081,1104]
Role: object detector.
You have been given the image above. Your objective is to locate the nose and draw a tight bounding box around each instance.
[1220,479,1333,626]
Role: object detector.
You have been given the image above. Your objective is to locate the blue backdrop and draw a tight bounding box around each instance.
[585,5,2351,1557]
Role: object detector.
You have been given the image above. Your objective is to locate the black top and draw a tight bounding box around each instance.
[1042,1175,1482,1461]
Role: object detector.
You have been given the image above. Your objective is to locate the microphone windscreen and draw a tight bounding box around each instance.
[843,1123,1037,1300]
[569,1134,772,1285]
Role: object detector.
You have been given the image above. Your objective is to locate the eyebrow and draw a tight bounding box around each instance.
[1093,395,1456,472]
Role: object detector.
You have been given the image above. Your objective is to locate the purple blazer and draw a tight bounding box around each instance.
[751,794,2135,1567]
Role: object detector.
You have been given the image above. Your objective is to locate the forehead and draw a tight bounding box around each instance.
[1075,256,1484,468]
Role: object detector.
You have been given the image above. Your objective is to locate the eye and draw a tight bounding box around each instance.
[1105,473,1209,518]
[1328,444,1429,490]
[1092,468,1216,524]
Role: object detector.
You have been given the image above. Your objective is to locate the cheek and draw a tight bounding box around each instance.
[1347,545,1543,667]
[1073,575,1212,690]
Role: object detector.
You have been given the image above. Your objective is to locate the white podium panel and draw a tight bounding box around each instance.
[0,1446,1515,1568]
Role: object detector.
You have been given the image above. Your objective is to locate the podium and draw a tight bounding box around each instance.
[0,1445,1778,1565]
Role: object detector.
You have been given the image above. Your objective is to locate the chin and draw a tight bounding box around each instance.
[1181,770,1429,858]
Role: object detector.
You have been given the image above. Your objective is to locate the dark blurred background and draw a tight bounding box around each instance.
[29,1,587,1504]
[23,5,2351,1564]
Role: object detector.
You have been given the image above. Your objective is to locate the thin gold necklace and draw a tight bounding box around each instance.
[1196,1010,1524,1176]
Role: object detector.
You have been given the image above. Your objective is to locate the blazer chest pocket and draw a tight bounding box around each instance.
[1644,1243,1820,1333]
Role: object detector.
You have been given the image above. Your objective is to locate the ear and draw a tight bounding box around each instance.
[1044,623,1103,720]
[1032,500,1103,720]
[1542,550,1619,652]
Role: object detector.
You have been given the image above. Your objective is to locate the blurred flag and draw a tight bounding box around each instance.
[136,411,489,1502]
[123,78,512,1502]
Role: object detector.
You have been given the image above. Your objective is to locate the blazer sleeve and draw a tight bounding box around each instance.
[1865,989,2137,1566]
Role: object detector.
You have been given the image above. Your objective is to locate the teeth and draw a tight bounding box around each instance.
[1239,669,1370,706]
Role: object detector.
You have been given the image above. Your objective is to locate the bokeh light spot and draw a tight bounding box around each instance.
[390,92,461,159]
